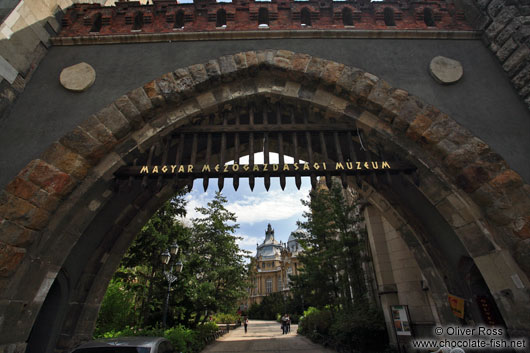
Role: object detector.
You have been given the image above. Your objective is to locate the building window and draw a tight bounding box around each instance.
[90,13,102,33]
[174,11,184,29]
[266,279,272,293]
[258,8,269,27]
[342,8,353,26]
[424,8,435,27]
[278,276,282,291]
[216,9,227,27]
[383,7,395,26]
[132,11,143,31]
[301,8,311,26]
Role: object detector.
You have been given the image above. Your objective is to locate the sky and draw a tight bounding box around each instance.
[183,152,311,258]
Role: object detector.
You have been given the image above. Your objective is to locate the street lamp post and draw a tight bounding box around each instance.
[160,242,184,330]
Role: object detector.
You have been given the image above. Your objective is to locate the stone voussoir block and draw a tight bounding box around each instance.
[20,159,76,198]
[494,17,523,48]
[142,81,165,109]
[41,142,90,181]
[443,144,484,175]
[79,116,117,152]
[455,162,494,193]
[154,72,180,104]
[114,95,143,130]
[233,52,248,72]
[335,66,362,96]
[379,88,409,122]
[496,37,518,62]
[273,50,294,71]
[419,114,454,145]
[406,110,434,142]
[350,72,379,105]
[305,57,329,82]
[5,177,40,203]
[173,68,196,97]
[128,86,155,118]
[0,191,51,231]
[485,5,519,39]
[187,63,209,89]
[196,91,217,111]
[218,55,238,82]
[0,242,26,277]
[59,126,107,165]
[95,104,131,141]
[364,79,392,114]
[489,169,524,191]
[290,53,312,77]
[503,45,530,77]
[244,51,259,75]
[391,95,424,133]
[0,219,38,248]
[256,50,277,68]
[321,61,345,87]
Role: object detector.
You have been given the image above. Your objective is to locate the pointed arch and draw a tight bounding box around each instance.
[216,8,227,28]
[90,13,102,33]
[384,7,395,26]
[1,51,529,352]
[132,11,144,31]
[301,7,311,26]
[258,8,269,26]
[424,7,435,27]
[342,7,353,27]
[174,10,185,29]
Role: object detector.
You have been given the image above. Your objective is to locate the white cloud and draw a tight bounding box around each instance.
[184,191,212,219]
[225,188,309,224]
[235,233,261,247]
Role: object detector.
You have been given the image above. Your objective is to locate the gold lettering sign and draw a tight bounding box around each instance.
[136,161,394,175]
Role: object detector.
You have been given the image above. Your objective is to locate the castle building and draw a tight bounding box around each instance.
[247,224,302,306]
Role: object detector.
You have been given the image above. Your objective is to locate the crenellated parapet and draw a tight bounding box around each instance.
[57,0,471,37]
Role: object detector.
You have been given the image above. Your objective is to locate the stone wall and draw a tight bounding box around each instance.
[458,0,530,110]
[0,0,107,118]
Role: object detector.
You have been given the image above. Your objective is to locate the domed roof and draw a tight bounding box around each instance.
[288,225,306,243]
[256,223,282,258]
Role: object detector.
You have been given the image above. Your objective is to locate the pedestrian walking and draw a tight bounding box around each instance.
[281,314,288,334]
[286,314,291,333]
[244,316,248,333]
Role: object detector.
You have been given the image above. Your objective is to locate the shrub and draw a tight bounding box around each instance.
[330,306,388,352]
[212,312,240,324]
[94,280,135,336]
[96,322,219,353]
[164,325,198,352]
[298,305,389,352]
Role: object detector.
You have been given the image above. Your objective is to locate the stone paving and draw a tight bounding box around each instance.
[200,320,338,353]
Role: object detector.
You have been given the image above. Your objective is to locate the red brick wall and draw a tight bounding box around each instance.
[58,0,471,37]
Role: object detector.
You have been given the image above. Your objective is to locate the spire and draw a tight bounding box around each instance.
[264,223,275,243]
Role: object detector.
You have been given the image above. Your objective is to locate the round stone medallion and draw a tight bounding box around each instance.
[429,56,463,85]
[60,62,96,92]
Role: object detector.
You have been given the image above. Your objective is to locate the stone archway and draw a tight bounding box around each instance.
[1,50,529,352]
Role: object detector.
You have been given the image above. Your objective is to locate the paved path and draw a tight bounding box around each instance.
[200,320,338,353]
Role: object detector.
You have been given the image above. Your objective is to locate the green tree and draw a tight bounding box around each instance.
[291,180,369,311]
[292,180,389,351]
[112,193,190,327]
[185,192,250,325]
[94,278,135,336]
